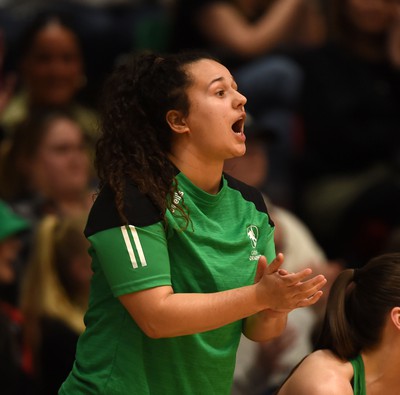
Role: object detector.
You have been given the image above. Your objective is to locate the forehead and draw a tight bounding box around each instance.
[42,118,82,141]
[185,59,233,88]
[31,23,80,52]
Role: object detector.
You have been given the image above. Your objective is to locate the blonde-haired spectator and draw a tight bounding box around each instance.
[20,214,92,395]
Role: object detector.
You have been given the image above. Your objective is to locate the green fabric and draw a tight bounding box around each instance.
[0,200,30,241]
[350,355,366,395]
[59,172,275,395]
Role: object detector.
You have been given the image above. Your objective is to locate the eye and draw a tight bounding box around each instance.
[216,90,225,97]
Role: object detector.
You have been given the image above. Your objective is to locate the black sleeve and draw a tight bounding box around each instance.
[84,181,163,238]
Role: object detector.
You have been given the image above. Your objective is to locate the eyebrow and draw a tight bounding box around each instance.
[208,75,237,89]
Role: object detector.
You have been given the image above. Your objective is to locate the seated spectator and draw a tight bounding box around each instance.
[293,0,400,266]
[20,214,92,395]
[0,10,98,145]
[277,252,400,394]
[0,199,32,395]
[171,0,327,206]
[0,109,94,223]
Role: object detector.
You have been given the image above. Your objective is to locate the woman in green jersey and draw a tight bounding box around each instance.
[59,51,326,395]
[277,252,400,395]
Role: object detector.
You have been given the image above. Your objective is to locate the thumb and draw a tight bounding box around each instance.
[254,255,267,283]
[265,253,285,275]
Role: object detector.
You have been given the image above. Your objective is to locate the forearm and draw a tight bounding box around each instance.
[242,310,288,342]
[202,0,305,56]
[120,284,267,339]
[248,0,306,53]
[120,256,326,339]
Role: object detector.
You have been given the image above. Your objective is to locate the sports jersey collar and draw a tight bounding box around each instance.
[175,171,227,207]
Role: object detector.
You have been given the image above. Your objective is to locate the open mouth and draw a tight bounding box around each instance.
[232,117,245,134]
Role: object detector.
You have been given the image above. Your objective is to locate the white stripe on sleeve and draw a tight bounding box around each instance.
[120,226,138,269]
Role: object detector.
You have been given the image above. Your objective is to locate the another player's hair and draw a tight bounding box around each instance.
[316,253,400,359]
[95,51,215,226]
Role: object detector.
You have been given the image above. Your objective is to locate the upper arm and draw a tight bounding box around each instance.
[89,222,172,297]
[119,285,174,338]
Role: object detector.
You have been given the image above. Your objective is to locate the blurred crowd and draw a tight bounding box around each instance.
[0,0,399,394]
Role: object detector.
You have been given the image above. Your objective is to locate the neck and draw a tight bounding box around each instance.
[169,152,223,195]
[48,189,91,215]
[362,340,400,394]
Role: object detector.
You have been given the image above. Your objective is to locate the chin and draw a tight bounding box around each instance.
[233,147,247,158]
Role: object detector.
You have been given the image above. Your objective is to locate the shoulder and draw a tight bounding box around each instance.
[224,173,273,222]
[84,181,163,238]
[278,350,354,395]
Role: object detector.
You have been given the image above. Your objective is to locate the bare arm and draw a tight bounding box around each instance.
[119,254,326,339]
[198,0,306,57]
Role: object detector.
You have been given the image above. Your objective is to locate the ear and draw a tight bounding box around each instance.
[166,110,189,134]
[390,307,400,331]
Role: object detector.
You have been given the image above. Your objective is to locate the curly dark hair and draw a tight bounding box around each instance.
[95,51,215,225]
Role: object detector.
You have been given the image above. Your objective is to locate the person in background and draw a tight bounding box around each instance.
[20,214,91,395]
[0,200,32,395]
[0,11,98,144]
[59,51,326,395]
[170,0,327,206]
[0,109,94,222]
[293,0,400,266]
[277,252,400,395]
[0,29,16,143]
[224,118,341,394]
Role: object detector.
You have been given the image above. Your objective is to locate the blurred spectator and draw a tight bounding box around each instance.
[171,0,327,206]
[224,118,342,395]
[0,199,32,395]
[1,2,173,105]
[293,0,400,267]
[55,1,171,100]
[0,11,99,144]
[0,109,94,223]
[0,29,16,143]
[20,214,91,395]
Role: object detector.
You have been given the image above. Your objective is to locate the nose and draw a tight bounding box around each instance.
[234,90,247,109]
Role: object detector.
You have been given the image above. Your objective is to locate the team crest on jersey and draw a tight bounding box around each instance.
[247,225,261,261]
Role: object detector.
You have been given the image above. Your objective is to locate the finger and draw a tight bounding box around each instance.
[278,269,289,276]
[254,256,267,283]
[265,253,284,275]
[280,267,315,285]
[295,290,324,308]
[293,276,327,301]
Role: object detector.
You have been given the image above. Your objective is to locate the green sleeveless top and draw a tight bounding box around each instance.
[350,355,366,395]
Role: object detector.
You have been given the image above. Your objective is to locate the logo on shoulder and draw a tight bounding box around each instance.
[247,225,261,261]
[170,190,184,214]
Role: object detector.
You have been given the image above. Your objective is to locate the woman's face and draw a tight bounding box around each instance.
[21,22,83,106]
[346,0,397,34]
[179,59,247,163]
[30,117,90,197]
